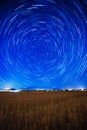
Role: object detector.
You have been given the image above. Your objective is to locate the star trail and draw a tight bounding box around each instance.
[0,0,87,90]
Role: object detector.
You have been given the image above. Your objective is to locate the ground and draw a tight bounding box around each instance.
[0,91,87,130]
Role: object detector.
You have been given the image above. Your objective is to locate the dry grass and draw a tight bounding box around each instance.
[0,91,87,130]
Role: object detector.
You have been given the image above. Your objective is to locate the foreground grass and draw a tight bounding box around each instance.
[0,91,87,130]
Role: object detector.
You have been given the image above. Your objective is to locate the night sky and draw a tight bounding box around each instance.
[0,0,87,90]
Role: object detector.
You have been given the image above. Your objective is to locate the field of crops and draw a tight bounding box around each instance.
[0,91,87,130]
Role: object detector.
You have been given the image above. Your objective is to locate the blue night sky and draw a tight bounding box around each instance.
[0,0,87,90]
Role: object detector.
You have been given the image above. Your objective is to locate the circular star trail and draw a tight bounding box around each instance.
[0,0,86,89]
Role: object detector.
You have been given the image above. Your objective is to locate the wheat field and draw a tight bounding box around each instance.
[0,91,87,130]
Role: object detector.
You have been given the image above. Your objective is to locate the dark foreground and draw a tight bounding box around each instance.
[0,91,87,130]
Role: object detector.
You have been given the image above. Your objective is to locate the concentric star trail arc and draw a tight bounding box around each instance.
[0,0,86,90]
